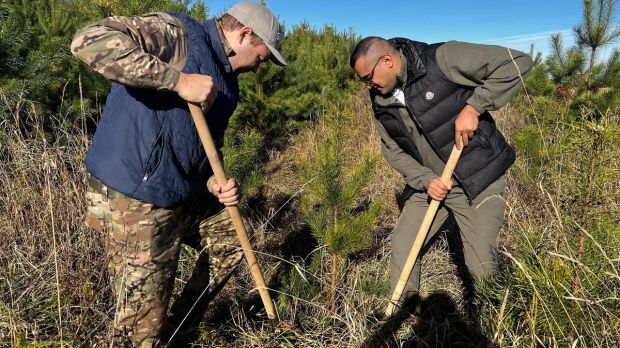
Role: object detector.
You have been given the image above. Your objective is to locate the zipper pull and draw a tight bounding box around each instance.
[142,173,149,182]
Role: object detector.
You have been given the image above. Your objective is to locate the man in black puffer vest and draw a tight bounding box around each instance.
[350,37,532,316]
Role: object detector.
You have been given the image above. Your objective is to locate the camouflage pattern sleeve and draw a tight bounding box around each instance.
[70,12,189,91]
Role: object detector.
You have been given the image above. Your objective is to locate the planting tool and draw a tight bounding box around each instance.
[188,102,278,321]
[385,143,463,316]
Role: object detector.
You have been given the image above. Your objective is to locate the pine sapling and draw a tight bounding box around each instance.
[297,108,383,313]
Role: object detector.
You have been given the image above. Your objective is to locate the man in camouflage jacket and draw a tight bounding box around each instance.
[71,2,286,346]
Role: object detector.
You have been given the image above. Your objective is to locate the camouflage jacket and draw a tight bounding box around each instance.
[71,12,189,91]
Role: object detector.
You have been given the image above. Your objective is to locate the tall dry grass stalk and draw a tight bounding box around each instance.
[0,90,110,346]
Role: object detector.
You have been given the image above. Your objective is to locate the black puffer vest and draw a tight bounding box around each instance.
[372,38,515,200]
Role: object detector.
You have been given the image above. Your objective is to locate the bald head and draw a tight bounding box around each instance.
[350,37,401,95]
[349,37,398,68]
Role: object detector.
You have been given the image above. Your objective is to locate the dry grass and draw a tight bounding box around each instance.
[0,89,509,346]
[0,97,111,345]
[488,108,618,347]
[1,87,618,347]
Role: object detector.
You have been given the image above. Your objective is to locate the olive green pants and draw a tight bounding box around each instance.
[390,176,506,304]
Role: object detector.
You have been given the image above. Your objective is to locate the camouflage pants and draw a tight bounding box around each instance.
[85,176,248,347]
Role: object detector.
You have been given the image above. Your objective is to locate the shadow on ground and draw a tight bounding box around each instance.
[361,291,495,348]
[162,190,320,345]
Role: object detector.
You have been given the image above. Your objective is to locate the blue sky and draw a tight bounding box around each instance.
[205,0,620,60]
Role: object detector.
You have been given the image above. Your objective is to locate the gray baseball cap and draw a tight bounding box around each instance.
[226,2,287,66]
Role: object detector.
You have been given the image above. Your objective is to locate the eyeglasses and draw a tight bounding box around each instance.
[359,55,385,87]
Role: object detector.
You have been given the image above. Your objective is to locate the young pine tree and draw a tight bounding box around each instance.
[297,106,383,313]
[546,33,587,95]
[574,0,620,90]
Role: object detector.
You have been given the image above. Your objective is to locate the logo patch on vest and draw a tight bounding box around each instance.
[425,91,434,100]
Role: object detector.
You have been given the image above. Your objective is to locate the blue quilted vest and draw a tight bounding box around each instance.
[84,14,239,208]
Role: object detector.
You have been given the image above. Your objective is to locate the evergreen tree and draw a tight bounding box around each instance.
[235,22,359,139]
[84,0,206,18]
[0,0,207,134]
[546,33,587,95]
[574,0,620,89]
[222,125,265,208]
[542,0,620,108]
[297,106,383,312]
[525,44,555,96]
[529,43,543,66]
[599,48,620,104]
[0,0,32,77]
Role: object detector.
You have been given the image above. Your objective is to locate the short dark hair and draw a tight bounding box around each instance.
[349,36,396,68]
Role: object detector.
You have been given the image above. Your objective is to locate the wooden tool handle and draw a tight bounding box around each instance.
[188,102,277,321]
[385,144,463,316]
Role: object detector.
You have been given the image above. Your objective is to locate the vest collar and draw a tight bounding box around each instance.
[396,50,408,88]
[205,18,233,74]
[390,38,427,86]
